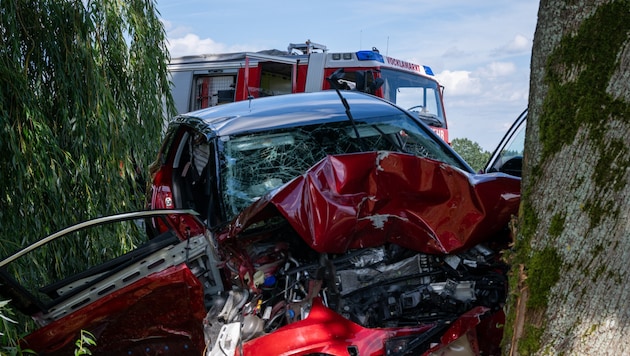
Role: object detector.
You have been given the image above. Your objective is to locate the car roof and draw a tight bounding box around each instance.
[172,90,409,137]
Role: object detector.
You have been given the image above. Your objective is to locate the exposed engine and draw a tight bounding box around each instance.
[202,221,508,351]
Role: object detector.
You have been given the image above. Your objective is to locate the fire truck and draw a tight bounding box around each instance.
[168,40,449,142]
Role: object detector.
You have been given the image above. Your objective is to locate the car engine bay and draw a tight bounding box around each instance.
[201,218,509,352]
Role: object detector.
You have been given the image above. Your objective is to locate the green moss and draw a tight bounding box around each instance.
[593,138,630,193]
[518,199,538,255]
[583,198,621,229]
[519,324,544,355]
[592,244,604,257]
[526,247,562,309]
[501,264,522,349]
[548,213,565,239]
[584,323,600,338]
[606,270,623,285]
[592,265,606,282]
[571,175,585,191]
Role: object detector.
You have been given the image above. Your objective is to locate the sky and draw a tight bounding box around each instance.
[155,0,540,152]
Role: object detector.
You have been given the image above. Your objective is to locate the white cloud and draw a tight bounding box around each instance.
[493,34,532,56]
[165,34,268,57]
[167,34,226,56]
[159,18,193,40]
[480,62,516,77]
[507,34,532,52]
[435,70,481,96]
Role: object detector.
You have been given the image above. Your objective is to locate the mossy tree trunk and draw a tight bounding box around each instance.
[504,1,630,354]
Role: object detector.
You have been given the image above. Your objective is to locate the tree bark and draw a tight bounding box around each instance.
[505,0,630,354]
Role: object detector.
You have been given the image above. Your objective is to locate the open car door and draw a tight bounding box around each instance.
[0,210,222,355]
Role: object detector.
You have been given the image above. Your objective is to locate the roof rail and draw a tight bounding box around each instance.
[288,39,327,55]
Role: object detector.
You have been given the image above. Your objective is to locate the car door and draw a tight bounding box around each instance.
[0,210,221,355]
[484,109,527,177]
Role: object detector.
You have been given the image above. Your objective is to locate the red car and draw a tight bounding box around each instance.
[1,91,520,355]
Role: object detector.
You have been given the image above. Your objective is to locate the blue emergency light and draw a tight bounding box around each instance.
[356,50,384,63]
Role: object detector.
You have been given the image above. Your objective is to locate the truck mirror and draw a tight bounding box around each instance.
[326,68,346,89]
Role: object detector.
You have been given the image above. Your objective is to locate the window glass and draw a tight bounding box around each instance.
[192,75,236,110]
[487,119,526,176]
[379,68,445,128]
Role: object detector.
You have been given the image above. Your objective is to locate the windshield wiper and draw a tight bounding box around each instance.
[327,69,368,152]
[416,112,443,128]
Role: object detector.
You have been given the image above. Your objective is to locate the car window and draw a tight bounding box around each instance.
[486,112,526,177]
[219,113,467,217]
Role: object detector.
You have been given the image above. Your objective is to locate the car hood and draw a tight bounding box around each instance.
[219,151,521,254]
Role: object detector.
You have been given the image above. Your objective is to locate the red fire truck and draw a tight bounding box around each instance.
[168,40,449,142]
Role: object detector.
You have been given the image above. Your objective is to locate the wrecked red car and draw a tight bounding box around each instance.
[1,91,520,355]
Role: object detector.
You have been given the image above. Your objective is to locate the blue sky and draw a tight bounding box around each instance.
[156,0,539,151]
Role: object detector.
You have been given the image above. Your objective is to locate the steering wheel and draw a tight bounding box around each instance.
[407,105,424,112]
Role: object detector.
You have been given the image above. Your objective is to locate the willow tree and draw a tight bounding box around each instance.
[0,0,174,255]
[504,1,630,354]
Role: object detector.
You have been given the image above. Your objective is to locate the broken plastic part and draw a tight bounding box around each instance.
[429,280,476,303]
[209,322,241,356]
[217,289,249,323]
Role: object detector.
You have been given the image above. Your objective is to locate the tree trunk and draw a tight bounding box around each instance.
[505,0,630,355]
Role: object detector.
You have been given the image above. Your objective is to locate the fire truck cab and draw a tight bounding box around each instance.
[168,41,449,142]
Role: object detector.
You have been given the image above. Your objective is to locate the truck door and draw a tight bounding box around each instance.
[191,60,296,109]
[257,61,294,97]
[192,72,237,110]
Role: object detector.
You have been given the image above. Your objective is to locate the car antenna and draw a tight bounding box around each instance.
[326,68,368,151]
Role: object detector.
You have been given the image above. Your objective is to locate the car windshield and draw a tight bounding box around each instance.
[219,113,466,217]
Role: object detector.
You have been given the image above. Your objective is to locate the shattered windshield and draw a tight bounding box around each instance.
[379,68,445,128]
[219,113,466,218]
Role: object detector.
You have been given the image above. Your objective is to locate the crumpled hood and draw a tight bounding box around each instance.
[222,151,521,254]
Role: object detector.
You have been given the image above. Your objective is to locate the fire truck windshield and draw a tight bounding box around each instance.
[379,68,445,129]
